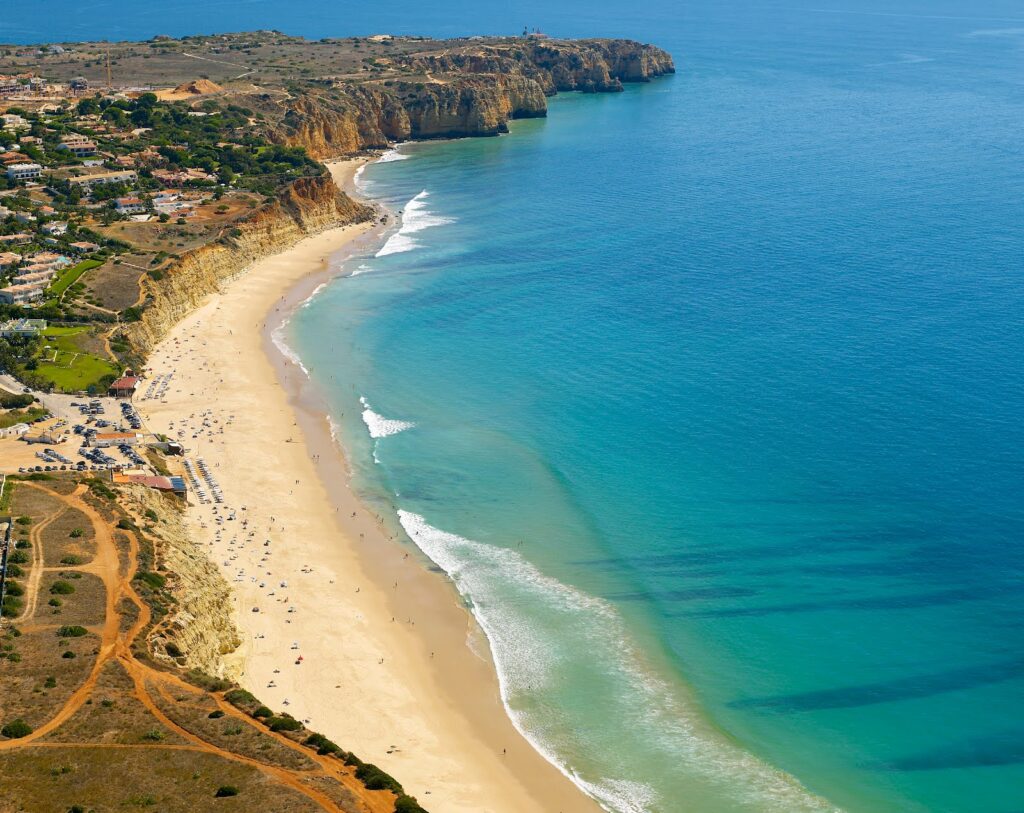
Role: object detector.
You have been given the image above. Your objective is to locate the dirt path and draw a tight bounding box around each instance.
[16,497,67,624]
[0,483,395,813]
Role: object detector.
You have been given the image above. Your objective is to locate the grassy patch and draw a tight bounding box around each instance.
[32,327,119,393]
[0,407,48,429]
[48,259,103,299]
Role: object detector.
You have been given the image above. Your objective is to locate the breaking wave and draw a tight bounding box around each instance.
[397,511,842,813]
[270,317,309,377]
[360,397,415,439]
[376,190,453,257]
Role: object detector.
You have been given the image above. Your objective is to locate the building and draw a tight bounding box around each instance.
[108,374,140,398]
[6,163,42,182]
[0,283,44,305]
[0,234,31,246]
[0,318,46,337]
[151,167,216,185]
[70,77,89,92]
[67,170,137,192]
[24,431,62,446]
[0,423,30,439]
[58,135,97,157]
[1,114,29,132]
[92,431,143,448]
[114,196,146,215]
[10,271,54,286]
[68,241,99,254]
[0,252,20,269]
[112,473,187,498]
[42,221,68,236]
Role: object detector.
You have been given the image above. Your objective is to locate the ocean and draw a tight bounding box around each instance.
[17,2,1024,811]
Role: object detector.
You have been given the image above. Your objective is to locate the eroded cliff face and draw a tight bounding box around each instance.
[276,37,673,158]
[121,486,242,679]
[123,173,372,355]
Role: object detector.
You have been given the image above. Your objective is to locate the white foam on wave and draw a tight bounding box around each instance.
[270,317,309,377]
[350,262,374,277]
[376,148,411,162]
[376,190,453,257]
[359,397,415,439]
[300,281,329,309]
[397,511,842,813]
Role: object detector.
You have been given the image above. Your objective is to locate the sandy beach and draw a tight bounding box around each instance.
[135,158,601,813]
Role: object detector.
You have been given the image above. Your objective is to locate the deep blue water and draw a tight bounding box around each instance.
[15,2,1024,811]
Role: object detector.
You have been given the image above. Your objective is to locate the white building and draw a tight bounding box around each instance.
[115,197,146,214]
[91,432,143,448]
[6,162,42,181]
[68,169,137,191]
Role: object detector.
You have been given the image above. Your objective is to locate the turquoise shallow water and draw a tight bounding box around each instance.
[288,18,1024,811]
[17,2,1024,811]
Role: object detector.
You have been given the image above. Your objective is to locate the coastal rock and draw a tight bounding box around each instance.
[275,37,672,157]
[121,485,242,679]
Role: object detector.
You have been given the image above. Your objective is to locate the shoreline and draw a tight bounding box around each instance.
[136,157,602,813]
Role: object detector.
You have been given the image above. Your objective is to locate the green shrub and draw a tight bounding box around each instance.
[60,555,83,565]
[355,763,403,794]
[5,563,23,578]
[267,716,302,733]
[141,729,165,742]
[304,732,340,755]
[50,580,75,595]
[165,641,182,658]
[69,528,83,538]
[15,540,30,549]
[135,571,166,589]
[1,719,32,739]
[44,676,56,688]
[48,598,62,607]
[252,705,273,719]
[62,651,75,659]
[395,795,429,813]
[224,688,257,707]
[214,786,239,798]
[116,518,136,531]
[1,596,23,617]
[8,551,28,564]
[15,516,31,526]
[208,709,225,719]
[4,581,23,597]
[57,626,88,638]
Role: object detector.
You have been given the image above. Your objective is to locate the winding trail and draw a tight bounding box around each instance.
[0,481,395,813]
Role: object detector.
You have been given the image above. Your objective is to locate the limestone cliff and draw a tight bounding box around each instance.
[276,37,673,158]
[121,485,242,679]
[123,173,373,355]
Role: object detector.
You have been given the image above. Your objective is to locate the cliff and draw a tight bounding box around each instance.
[276,37,673,158]
[123,173,373,355]
[121,485,242,679]
[122,36,672,353]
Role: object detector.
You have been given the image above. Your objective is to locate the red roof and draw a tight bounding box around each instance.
[110,376,139,390]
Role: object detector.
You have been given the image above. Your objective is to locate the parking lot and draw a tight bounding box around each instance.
[1,389,154,476]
